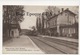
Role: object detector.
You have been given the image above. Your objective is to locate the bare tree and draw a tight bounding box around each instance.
[45,6,60,19]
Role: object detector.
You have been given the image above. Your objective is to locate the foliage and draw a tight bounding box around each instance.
[3,5,24,23]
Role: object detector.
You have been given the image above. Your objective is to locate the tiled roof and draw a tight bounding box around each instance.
[48,9,76,21]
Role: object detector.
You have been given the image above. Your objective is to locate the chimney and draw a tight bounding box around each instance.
[62,8,64,12]
[67,8,69,10]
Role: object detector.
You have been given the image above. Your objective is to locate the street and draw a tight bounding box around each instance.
[3,35,78,54]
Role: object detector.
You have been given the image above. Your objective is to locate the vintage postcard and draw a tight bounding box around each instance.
[3,5,79,54]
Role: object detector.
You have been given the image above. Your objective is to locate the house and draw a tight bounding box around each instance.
[10,21,20,38]
[47,8,78,38]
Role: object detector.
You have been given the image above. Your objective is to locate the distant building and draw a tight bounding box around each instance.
[47,8,78,38]
[21,29,31,35]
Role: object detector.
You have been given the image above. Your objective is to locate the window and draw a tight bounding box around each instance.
[53,20,56,25]
[63,28,69,34]
[69,28,75,34]
[65,13,67,16]
[12,31,14,36]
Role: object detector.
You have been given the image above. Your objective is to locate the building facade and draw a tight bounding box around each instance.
[10,22,20,38]
[47,8,78,38]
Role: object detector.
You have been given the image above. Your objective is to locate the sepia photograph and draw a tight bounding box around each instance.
[2,5,79,54]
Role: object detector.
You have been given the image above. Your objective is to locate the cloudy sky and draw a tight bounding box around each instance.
[20,6,78,29]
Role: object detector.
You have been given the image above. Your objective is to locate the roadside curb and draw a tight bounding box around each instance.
[27,36,44,53]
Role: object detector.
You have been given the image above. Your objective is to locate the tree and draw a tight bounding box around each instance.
[45,6,60,19]
[3,5,24,41]
[38,17,42,33]
[3,5,24,23]
[42,12,45,33]
[36,16,42,34]
[31,26,36,31]
[36,17,39,31]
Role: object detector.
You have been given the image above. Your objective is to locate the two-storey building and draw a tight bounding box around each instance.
[48,8,78,38]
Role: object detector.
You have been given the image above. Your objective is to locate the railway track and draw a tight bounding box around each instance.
[30,37,64,54]
[35,38,67,54]
[43,37,78,50]
[29,36,78,54]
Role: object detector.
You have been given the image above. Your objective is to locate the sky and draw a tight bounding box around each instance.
[20,6,47,29]
[20,6,78,30]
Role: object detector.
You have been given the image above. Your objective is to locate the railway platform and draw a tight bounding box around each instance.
[40,35,78,43]
[3,35,44,54]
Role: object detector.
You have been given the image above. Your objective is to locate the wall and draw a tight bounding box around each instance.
[10,29,19,37]
[57,11,75,25]
[48,16,57,28]
[61,27,75,37]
